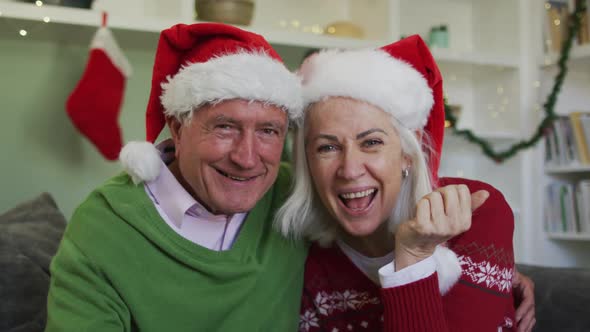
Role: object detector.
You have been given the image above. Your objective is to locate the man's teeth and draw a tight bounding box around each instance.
[340,189,376,199]
[228,175,247,181]
[218,170,250,181]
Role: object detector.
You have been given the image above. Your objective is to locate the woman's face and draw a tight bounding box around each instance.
[305,97,409,238]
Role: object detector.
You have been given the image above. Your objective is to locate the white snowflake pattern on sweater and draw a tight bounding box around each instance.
[299,290,379,331]
[300,310,320,331]
[458,255,513,292]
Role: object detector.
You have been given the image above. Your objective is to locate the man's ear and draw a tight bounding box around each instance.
[167,117,182,158]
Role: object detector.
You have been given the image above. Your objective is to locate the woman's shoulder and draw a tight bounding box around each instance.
[440,178,516,296]
[440,177,514,249]
[439,177,513,222]
[438,177,504,197]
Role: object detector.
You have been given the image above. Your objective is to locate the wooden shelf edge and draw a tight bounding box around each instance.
[545,164,590,173]
[0,1,522,65]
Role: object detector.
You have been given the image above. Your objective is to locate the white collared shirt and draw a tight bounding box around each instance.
[144,155,247,251]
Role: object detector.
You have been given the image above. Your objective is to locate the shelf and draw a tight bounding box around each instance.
[546,232,590,241]
[445,128,521,141]
[432,48,519,69]
[0,1,521,67]
[0,2,385,49]
[545,164,590,174]
[540,44,590,68]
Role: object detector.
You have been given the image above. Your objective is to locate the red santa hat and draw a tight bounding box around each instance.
[120,23,302,183]
[298,35,444,185]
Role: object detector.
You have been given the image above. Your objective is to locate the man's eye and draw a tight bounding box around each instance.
[317,145,338,153]
[216,124,233,130]
[261,128,278,136]
[363,139,383,148]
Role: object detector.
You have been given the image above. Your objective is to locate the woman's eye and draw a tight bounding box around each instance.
[317,145,337,153]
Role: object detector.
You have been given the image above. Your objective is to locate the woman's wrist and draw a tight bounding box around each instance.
[394,244,435,271]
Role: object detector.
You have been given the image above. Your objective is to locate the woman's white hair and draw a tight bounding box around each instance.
[274,102,435,246]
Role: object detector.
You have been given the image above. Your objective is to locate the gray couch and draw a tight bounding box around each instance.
[518,264,590,331]
[0,193,589,332]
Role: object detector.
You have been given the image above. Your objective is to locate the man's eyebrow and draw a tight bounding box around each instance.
[356,128,387,139]
[259,121,285,129]
[211,115,239,124]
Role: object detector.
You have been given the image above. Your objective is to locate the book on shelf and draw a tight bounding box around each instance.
[544,0,570,53]
[577,180,590,233]
[544,180,585,233]
[544,113,590,166]
[577,0,590,45]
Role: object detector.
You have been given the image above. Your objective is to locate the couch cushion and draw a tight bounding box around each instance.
[517,264,590,332]
[0,193,67,332]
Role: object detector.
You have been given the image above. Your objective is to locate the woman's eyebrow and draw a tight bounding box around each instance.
[315,134,339,142]
[356,128,387,139]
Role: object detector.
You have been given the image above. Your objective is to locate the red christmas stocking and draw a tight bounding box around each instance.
[66,27,132,160]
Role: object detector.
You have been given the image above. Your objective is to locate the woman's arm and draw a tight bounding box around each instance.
[381,178,516,332]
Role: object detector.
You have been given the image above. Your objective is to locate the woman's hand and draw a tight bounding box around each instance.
[394,185,489,271]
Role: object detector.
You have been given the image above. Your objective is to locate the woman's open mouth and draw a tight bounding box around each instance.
[338,188,378,215]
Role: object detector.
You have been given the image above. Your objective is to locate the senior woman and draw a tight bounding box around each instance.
[276,35,520,331]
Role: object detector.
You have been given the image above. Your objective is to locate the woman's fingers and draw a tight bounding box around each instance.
[470,189,490,211]
[426,191,445,224]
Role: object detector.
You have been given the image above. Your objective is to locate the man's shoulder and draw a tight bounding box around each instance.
[277,162,293,184]
[67,172,149,239]
[74,172,141,214]
[270,162,293,204]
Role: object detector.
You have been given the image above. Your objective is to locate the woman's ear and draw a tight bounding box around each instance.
[402,154,412,171]
[414,129,424,143]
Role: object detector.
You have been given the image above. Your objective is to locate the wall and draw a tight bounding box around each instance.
[0,30,155,218]
[0,27,306,219]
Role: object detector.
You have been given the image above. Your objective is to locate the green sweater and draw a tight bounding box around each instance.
[46,165,307,331]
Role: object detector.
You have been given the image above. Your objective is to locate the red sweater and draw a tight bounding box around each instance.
[299,178,516,332]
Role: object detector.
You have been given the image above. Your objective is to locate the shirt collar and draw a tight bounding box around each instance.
[145,140,238,227]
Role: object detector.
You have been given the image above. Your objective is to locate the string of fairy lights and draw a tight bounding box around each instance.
[0,1,52,37]
[444,0,588,163]
[2,0,587,164]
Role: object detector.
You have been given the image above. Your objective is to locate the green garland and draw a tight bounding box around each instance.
[445,0,587,162]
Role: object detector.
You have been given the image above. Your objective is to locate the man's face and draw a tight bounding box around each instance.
[169,99,288,214]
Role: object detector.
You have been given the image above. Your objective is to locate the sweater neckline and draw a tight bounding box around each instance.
[337,240,394,285]
[110,173,271,264]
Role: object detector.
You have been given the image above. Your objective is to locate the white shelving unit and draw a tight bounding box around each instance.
[547,232,590,241]
[524,0,590,268]
[545,165,590,174]
[0,0,542,263]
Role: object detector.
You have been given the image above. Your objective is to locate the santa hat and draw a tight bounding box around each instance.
[120,23,302,184]
[298,35,444,184]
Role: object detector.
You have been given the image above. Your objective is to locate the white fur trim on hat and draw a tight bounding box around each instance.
[160,51,302,121]
[433,245,463,295]
[299,49,433,130]
[119,141,162,184]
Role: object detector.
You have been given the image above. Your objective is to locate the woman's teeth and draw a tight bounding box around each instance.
[339,189,376,200]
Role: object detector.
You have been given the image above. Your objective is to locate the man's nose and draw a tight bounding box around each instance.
[229,132,258,169]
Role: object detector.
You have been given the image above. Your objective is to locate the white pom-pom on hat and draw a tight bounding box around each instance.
[119,141,162,184]
[433,246,463,295]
